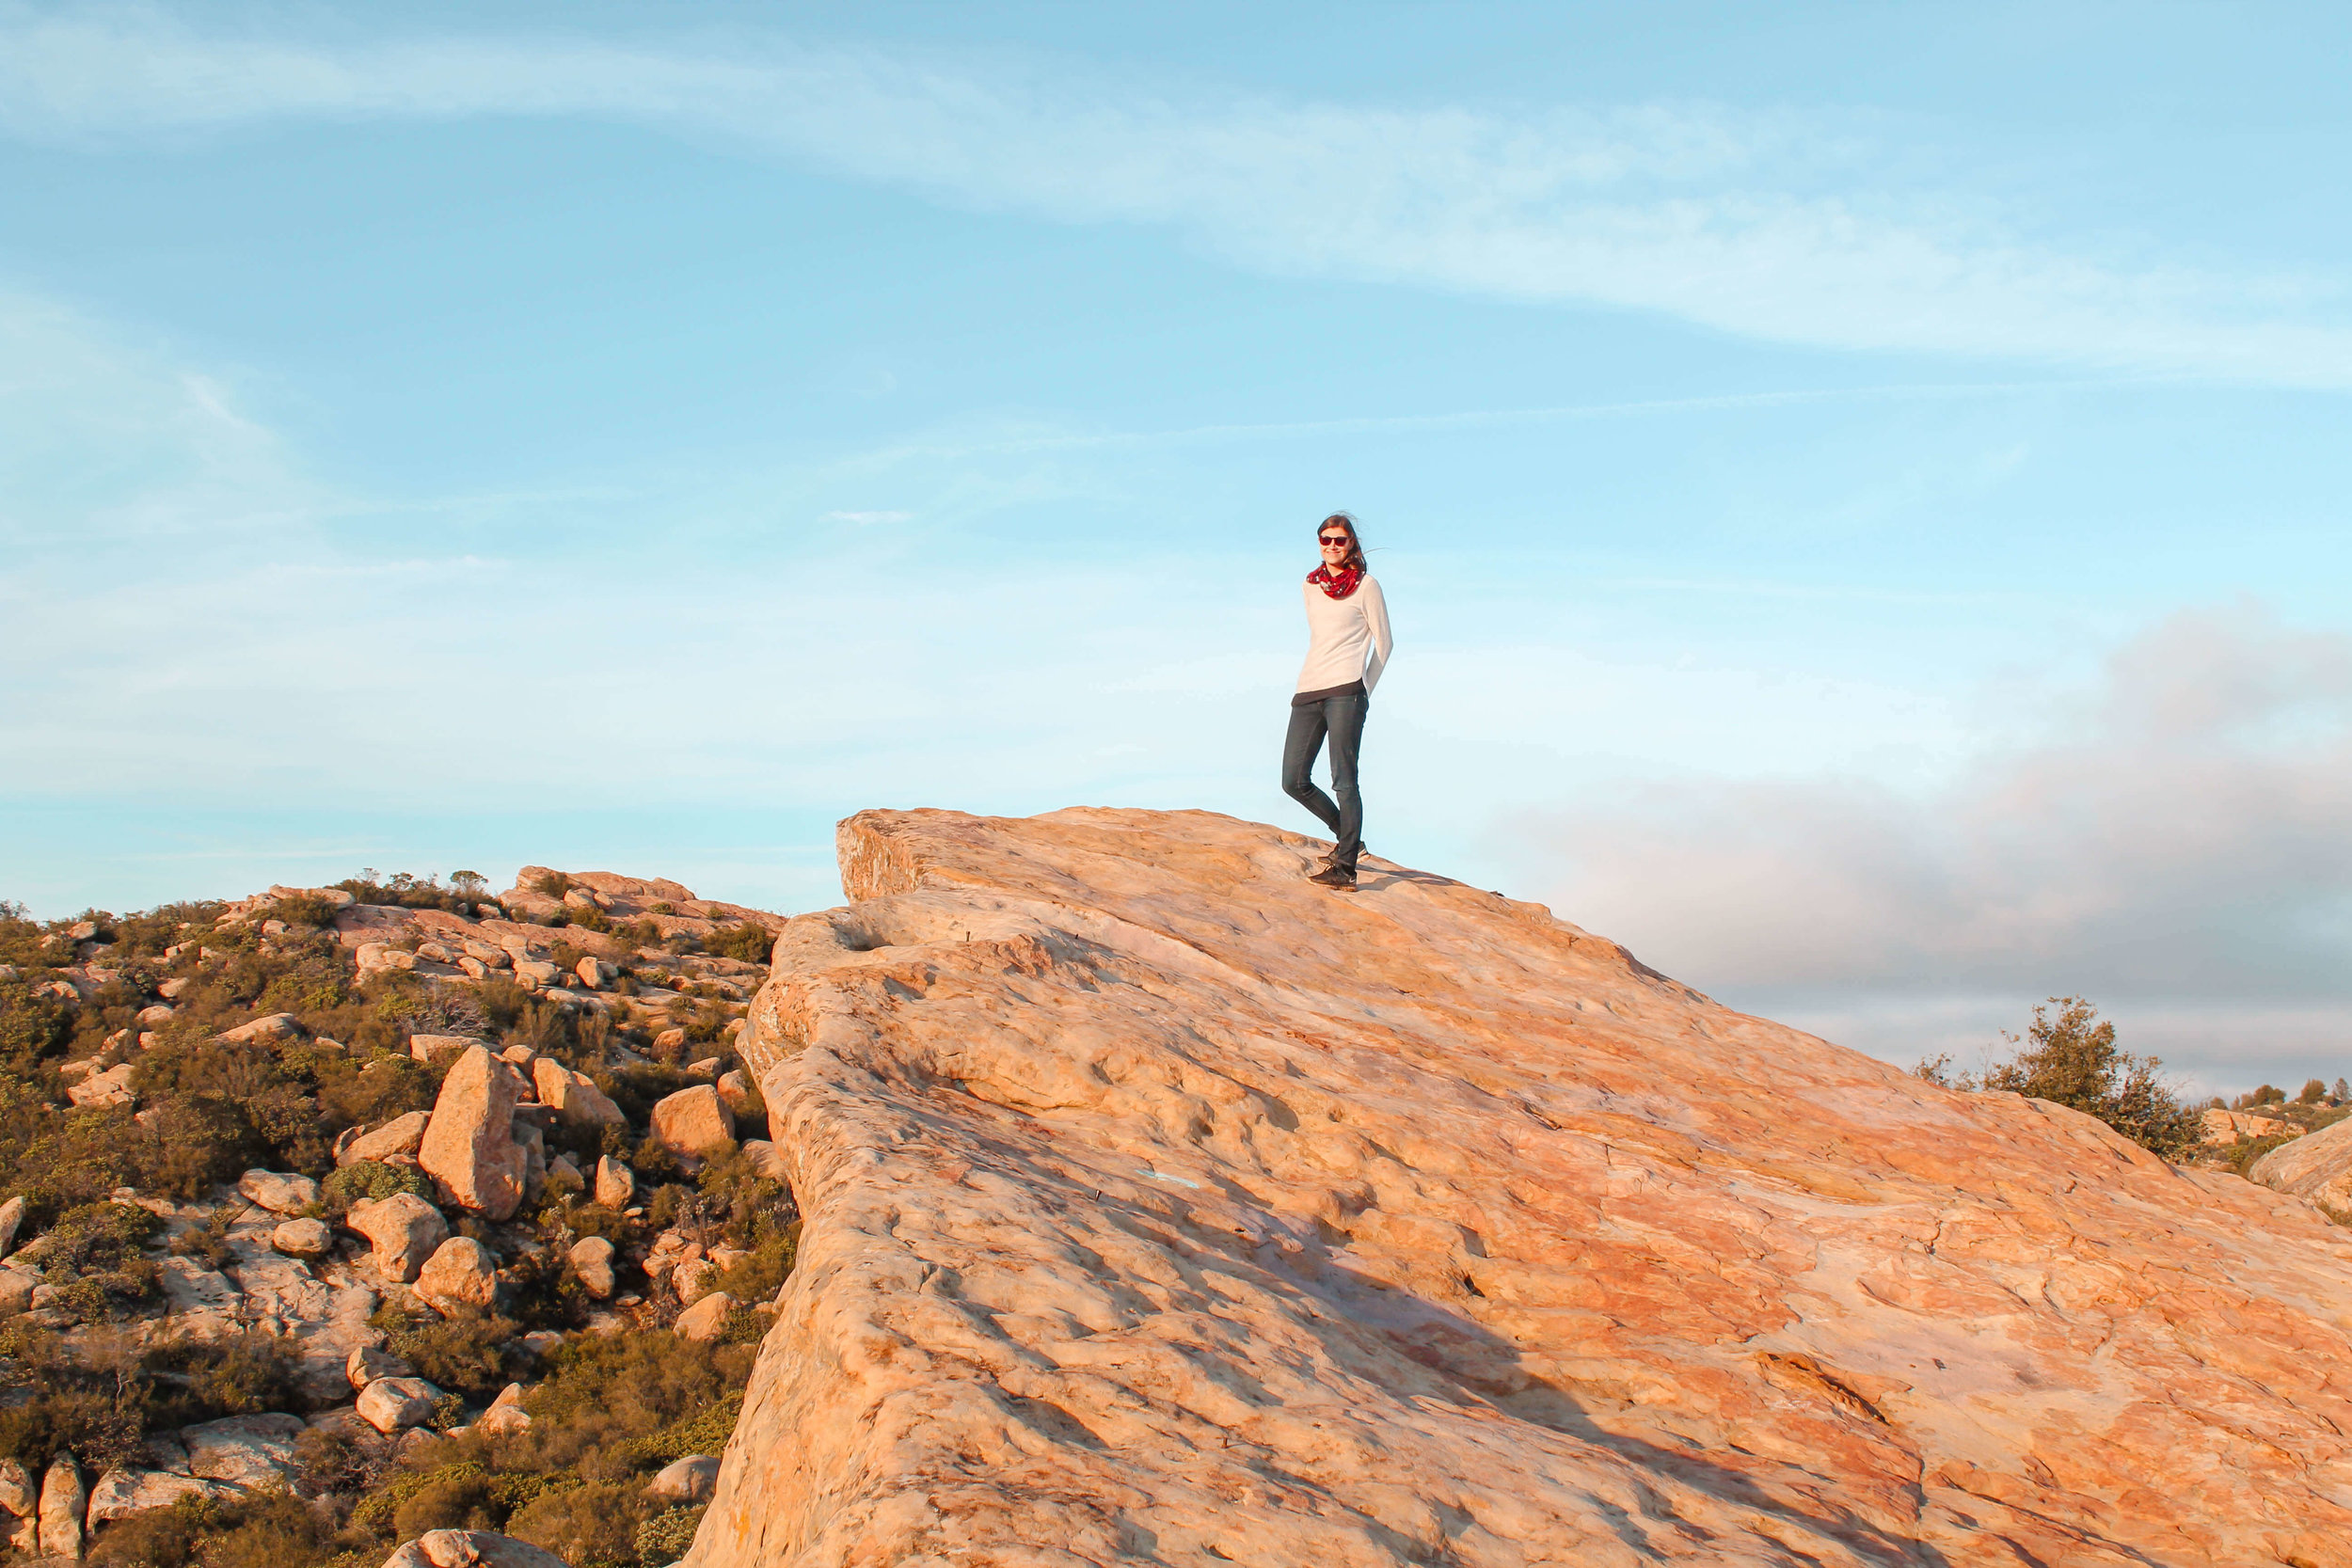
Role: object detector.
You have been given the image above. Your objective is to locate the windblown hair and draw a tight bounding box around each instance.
[1315,513,1368,575]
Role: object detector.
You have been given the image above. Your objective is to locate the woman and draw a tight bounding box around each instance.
[1283,513,1392,891]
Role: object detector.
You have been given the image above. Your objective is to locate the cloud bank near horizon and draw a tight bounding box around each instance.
[1531,605,2352,1086]
[5,7,2352,386]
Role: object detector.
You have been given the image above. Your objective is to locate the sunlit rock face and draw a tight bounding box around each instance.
[692,807,2352,1568]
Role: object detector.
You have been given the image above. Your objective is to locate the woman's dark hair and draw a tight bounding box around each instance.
[1316,513,1368,574]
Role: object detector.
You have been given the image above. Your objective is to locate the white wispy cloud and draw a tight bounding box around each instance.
[5,7,2350,384]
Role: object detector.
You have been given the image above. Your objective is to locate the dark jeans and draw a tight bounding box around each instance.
[1282,690,1367,871]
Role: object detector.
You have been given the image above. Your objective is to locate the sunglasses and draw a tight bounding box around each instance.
[1318,534,1351,546]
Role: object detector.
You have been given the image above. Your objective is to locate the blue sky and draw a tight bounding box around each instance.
[6,2,2352,1090]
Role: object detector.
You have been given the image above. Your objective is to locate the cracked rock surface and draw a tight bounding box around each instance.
[693,806,2352,1568]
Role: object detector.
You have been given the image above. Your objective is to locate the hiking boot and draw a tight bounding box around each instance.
[1308,863,1357,891]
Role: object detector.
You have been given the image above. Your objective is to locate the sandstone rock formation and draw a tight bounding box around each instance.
[237,1167,320,1213]
[594,1155,635,1209]
[382,1528,570,1568]
[414,1236,501,1316]
[690,807,2352,1568]
[419,1045,531,1220]
[358,1376,444,1434]
[651,1084,735,1160]
[2250,1113,2352,1208]
[567,1234,616,1299]
[532,1056,627,1131]
[346,1193,450,1283]
[37,1454,84,1560]
[342,1109,432,1165]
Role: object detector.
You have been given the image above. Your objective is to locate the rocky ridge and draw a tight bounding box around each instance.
[689,807,2352,1568]
[0,866,797,1565]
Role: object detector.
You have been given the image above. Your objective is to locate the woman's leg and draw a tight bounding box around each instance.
[1324,691,1367,871]
[1281,701,1343,835]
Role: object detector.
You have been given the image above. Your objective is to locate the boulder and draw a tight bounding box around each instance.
[576,957,618,990]
[0,1195,24,1256]
[652,1026,688,1053]
[474,1383,531,1437]
[672,1257,717,1307]
[740,1138,789,1183]
[348,1344,416,1389]
[0,1458,31,1551]
[357,1376,444,1434]
[135,1003,175,1027]
[413,1237,500,1316]
[686,1055,723,1080]
[87,1468,240,1525]
[381,1528,571,1568]
[357,942,419,977]
[272,1217,334,1258]
[594,1156,635,1210]
[345,1194,450,1283]
[419,1045,531,1220]
[499,1044,537,1069]
[673,1291,736,1342]
[650,1085,736,1160]
[238,1168,321,1214]
[0,1267,34,1316]
[410,1034,483,1068]
[512,958,563,989]
[157,975,196,1000]
[66,1061,136,1109]
[341,1109,433,1166]
[182,1411,305,1488]
[218,1011,302,1044]
[567,1235,616,1299]
[37,1454,84,1560]
[2249,1114,2352,1208]
[531,1058,628,1131]
[647,1453,719,1503]
[716,1068,760,1120]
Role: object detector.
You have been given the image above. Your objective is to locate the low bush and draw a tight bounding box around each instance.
[336,870,469,914]
[635,1504,707,1566]
[1918,997,2201,1160]
[147,1331,313,1427]
[322,1160,431,1214]
[376,1304,523,1400]
[702,923,774,964]
[507,1480,648,1565]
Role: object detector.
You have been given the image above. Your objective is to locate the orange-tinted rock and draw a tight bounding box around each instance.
[687,807,2352,1568]
[419,1046,530,1221]
[2251,1113,2352,1207]
[650,1085,735,1160]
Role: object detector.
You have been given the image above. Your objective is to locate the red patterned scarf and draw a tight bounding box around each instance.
[1308,562,1364,599]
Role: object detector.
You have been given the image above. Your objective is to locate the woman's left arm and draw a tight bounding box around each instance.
[1361,578,1393,691]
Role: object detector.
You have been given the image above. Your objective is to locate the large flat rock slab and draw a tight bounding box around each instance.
[693,807,2352,1568]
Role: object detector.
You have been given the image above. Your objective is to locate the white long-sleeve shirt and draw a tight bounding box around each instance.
[1295,574,1392,695]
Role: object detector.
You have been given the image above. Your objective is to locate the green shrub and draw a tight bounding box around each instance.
[146,1331,312,1426]
[1921,997,2201,1160]
[508,1480,648,1565]
[377,1306,522,1400]
[635,1504,707,1565]
[313,1053,435,1132]
[0,974,71,1075]
[323,1161,432,1214]
[506,1331,755,1480]
[702,923,773,964]
[336,871,469,914]
[23,1201,161,1307]
[395,1465,501,1538]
